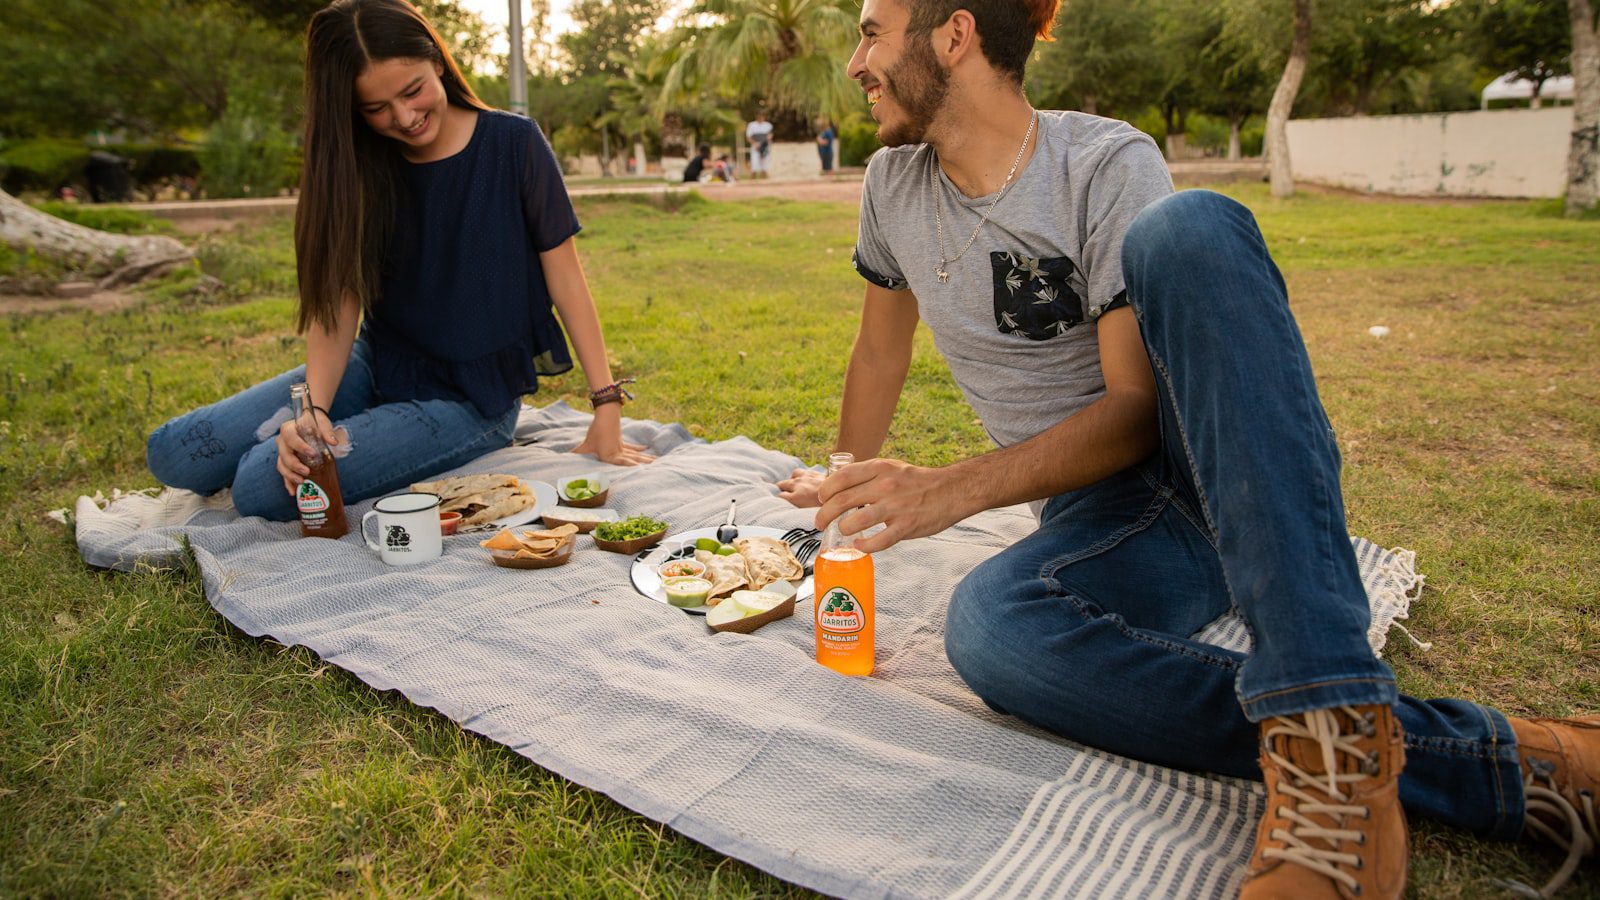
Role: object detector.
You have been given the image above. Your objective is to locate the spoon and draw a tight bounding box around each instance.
[716,499,738,543]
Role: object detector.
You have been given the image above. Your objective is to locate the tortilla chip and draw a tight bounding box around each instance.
[480,529,525,551]
[520,524,578,541]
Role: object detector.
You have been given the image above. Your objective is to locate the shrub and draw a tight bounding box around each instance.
[198,80,300,199]
[838,121,881,168]
[0,138,91,194]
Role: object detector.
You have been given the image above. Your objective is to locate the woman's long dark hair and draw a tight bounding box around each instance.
[295,0,488,333]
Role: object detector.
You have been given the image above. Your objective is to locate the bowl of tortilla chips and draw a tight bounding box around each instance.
[481,524,579,569]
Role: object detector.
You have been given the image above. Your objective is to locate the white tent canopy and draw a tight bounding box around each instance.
[1481,71,1576,108]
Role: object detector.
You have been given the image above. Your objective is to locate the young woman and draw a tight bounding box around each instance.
[147,0,652,523]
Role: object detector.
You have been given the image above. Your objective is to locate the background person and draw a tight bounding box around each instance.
[682,142,711,183]
[147,0,653,524]
[745,111,773,179]
[816,119,836,177]
[778,0,1599,896]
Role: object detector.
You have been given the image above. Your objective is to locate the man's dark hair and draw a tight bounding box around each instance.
[905,0,1060,84]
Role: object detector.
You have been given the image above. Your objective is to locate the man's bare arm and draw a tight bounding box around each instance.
[778,284,919,506]
[815,306,1160,551]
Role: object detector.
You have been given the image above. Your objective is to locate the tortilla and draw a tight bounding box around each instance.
[411,473,521,503]
[734,536,804,590]
[441,482,536,527]
[694,549,750,600]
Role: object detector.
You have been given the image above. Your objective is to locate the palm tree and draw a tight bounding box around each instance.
[662,0,862,137]
[600,46,667,176]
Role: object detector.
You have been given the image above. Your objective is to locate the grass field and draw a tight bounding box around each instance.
[2,183,1598,897]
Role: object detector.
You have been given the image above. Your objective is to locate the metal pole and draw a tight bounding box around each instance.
[507,0,528,116]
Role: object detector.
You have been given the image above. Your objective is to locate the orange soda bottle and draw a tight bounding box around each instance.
[814,452,875,676]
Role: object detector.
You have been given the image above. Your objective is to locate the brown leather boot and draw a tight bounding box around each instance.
[1508,716,1599,896]
[1240,704,1407,899]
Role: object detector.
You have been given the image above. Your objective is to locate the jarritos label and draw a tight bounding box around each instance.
[816,587,865,636]
[297,479,330,518]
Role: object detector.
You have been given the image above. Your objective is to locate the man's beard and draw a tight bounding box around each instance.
[877,34,950,147]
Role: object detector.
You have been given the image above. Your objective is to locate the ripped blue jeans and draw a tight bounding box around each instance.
[944,191,1524,840]
[146,339,519,522]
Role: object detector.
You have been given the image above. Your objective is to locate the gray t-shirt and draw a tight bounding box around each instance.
[853,110,1173,450]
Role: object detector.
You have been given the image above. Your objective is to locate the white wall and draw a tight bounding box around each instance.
[749,141,830,180]
[1286,107,1574,198]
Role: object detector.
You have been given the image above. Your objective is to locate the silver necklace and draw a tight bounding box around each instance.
[933,112,1036,284]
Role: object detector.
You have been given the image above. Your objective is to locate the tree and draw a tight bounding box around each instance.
[1253,0,1312,197]
[1568,0,1599,214]
[1030,0,1162,119]
[0,0,300,141]
[1309,0,1437,116]
[663,0,861,137]
[1463,0,1573,106]
[0,189,192,287]
[560,0,668,79]
[1193,6,1275,160]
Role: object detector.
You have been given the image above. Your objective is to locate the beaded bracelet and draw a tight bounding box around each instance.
[588,378,636,408]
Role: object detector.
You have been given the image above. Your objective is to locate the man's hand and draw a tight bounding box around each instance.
[777,468,825,507]
[814,458,969,554]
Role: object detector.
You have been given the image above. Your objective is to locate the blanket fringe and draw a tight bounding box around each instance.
[1365,545,1431,657]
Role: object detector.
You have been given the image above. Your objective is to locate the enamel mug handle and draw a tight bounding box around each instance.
[362,509,381,551]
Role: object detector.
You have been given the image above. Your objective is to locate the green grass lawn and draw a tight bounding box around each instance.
[2,184,1597,897]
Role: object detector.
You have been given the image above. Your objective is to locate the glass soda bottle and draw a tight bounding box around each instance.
[288,382,348,538]
[813,451,875,676]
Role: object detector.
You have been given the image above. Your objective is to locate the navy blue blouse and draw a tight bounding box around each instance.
[368,109,581,418]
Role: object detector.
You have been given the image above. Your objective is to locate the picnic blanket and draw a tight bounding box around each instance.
[72,402,1426,899]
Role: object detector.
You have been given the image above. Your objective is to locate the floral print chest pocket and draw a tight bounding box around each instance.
[991,252,1084,341]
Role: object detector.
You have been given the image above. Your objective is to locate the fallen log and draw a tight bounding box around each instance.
[0,188,194,289]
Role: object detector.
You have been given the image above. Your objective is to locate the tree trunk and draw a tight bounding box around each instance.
[1266,0,1312,199]
[1567,0,1599,216]
[1228,114,1243,162]
[0,189,192,288]
[599,128,613,178]
[633,136,647,177]
[1081,94,1099,117]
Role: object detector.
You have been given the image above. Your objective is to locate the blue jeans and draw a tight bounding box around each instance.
[945,191,1524,840]
[147,339,520,522]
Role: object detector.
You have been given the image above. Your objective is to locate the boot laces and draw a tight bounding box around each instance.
[1503,761,1598,899]
[1260,706,1381,894]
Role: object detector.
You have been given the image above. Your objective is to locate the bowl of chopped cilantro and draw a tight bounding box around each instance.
[592,515,670,554]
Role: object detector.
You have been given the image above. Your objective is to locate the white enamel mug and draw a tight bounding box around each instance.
[361,492,443,566]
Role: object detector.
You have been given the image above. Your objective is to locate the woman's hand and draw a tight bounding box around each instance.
[776,468,824,507]
[572,404,654,466]
[276,407,340,494]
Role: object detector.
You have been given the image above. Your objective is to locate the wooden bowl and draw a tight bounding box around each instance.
[540,507,617,534]
[556,474,611,509]
[488,541,574,569]
[708,596,797,634]
[592,529,667,555]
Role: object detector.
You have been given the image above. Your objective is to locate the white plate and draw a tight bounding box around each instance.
[475,480,559,531]
[630,525,813,615]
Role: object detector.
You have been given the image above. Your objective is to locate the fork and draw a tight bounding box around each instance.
[781,526,819,546]
[794,539,822,569]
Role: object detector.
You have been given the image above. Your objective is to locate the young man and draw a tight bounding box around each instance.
[777,0,1598,895]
